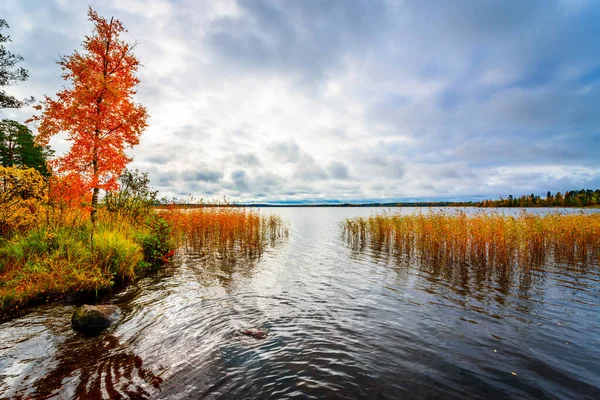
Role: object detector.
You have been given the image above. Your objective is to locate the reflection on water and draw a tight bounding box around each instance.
[33,333,162,398]
[179,240,266,292]
[1,208,599,399]
[0,306,163,399]
[346,219,600,319]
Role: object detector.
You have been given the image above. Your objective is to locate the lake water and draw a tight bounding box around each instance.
[1,207,599,399]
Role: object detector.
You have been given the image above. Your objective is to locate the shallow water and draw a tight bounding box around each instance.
[1,207,600,399]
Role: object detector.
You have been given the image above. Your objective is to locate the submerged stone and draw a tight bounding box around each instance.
[240,328,268,339]
[71,304,120,334]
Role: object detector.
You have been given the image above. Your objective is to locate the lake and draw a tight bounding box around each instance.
[1,207,599,399]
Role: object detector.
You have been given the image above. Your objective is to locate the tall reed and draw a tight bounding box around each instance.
[160,206,288,259]
[343,210,600,268]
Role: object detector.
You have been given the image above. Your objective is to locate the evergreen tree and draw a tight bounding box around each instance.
[0,119,52,175]
[0,19,33,109]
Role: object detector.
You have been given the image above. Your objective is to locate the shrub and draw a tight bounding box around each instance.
[105,169,158,220]
[136,214,172,268]
[0,166,46,236]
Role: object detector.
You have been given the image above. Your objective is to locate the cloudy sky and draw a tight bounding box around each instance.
[2,0,599,203]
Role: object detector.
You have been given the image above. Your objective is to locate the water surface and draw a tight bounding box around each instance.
[1,207,599,399]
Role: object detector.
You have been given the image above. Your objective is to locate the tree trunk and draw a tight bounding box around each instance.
[91,142,99,225]
[91,186,99,224]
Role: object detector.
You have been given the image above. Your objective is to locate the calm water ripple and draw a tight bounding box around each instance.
[1,207,600,399]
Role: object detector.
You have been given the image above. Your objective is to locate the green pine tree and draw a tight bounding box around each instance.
[0,119,52,175]
[0,19,34,109]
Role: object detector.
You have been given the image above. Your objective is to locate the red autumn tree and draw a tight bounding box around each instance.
[29,8,148,222]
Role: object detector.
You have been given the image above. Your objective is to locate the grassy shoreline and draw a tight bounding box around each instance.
[0,206,287,321]
[0,213,171,318]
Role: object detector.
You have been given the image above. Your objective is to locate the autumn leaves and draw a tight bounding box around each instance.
[28,8,148,222]
[0,8,152,312]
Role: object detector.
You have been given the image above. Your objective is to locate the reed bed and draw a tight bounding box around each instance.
[343,210,600,268]
[161,206,288,259]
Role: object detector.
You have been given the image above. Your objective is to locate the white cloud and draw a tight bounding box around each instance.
[1,0,599,202]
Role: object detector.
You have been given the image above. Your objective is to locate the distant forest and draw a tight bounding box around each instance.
[476,189,600,208]
[162,190,600,208]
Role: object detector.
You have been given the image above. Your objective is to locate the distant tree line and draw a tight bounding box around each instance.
[477,190,600,208]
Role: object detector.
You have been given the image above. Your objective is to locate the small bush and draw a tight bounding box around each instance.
[0,166,46,236]
[105,169,158,220]
[136,214,172,268]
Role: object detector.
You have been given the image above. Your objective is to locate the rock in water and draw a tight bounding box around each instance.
[240,328,268,339]
[71,304,120,334]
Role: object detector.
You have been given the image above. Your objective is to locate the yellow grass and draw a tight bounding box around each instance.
[343,210,600,268]
[0,217,144,311]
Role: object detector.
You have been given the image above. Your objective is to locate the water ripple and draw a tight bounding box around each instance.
[1,208,600,399]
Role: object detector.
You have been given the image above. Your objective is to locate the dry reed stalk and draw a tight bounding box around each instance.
[161,206,288,258]
[343,210,600,268]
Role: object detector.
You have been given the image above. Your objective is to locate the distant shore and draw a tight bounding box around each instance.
[157,203,600,208]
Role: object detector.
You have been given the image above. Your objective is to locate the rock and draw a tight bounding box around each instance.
[240,328,268,339]
[71,304,120,334]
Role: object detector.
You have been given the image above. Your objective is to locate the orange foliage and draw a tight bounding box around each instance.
[48,173,91,209]
[28,7,148,211]
[45,173,92,227]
